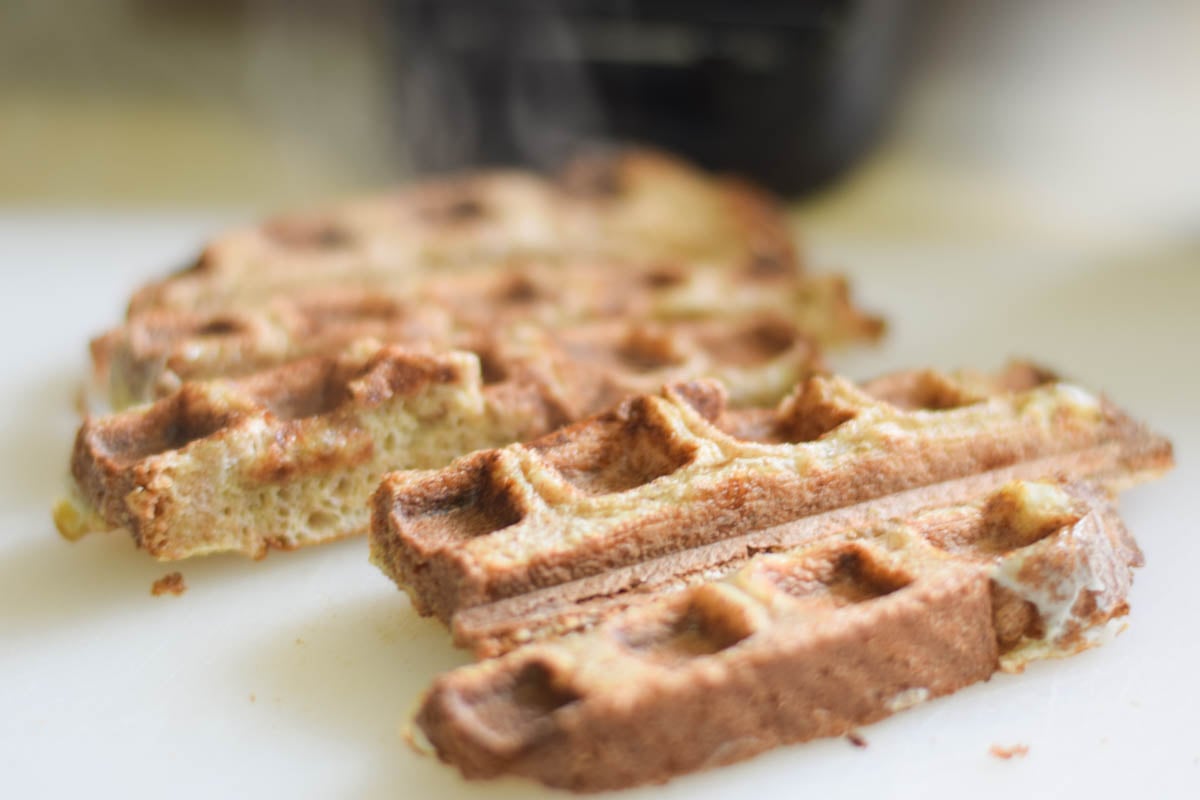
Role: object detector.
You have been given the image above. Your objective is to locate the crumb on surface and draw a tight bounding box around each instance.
[990,744,1030,760]
[846,731,868,748]
[73,384,89,417]
[402,722,434,758]
[249,693,256,703]
[151,571,187,597]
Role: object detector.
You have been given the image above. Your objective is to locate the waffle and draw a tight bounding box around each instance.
[123,149,804,319]
[93,260,877,409]
[65,149,892,558]
[93,149,882,410]
[54,344,548,559]
[369,364,1172,655]
[414,479,1142,791]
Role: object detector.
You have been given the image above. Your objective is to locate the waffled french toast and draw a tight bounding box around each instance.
[371,365,1170,790]
[415,479,1143,790]
[55,148,1176,794]
[62,149,884,559]
[370,364,1170,654]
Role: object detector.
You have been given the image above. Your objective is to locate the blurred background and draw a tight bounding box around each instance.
[2,0,1198,247]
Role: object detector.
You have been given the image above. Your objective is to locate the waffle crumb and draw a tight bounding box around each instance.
[846,732,868,748]
[151,571,187,597]
[989,744,1029,760]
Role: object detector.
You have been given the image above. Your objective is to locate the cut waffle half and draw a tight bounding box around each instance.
[123,149,804,319]
[93,260,878,409]
[414,479,1143,791]
[369,363,1172,656]
[55,344,547,559]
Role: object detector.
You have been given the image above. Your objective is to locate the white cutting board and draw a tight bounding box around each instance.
[1,213,1195,799]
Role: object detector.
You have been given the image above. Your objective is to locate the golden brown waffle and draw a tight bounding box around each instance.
[55,344,558,559]
[123,149,803,318]
[369,364,1172,655]
[93,260,877,408]
[414,479,1142,791]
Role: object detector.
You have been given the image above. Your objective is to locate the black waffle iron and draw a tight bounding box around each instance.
[393,0,914,195]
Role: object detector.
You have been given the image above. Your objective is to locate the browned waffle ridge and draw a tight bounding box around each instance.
[414,479,1142,791]
[369,364,1172,654]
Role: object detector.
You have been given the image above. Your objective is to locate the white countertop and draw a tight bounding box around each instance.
[0,210,1195,798]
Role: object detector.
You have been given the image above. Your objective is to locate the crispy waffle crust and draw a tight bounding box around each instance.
[414,479,1143,791]
[94,149,881,409]
[370,363,1172,655]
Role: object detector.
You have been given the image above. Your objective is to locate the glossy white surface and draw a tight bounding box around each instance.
[0,211,1195,798]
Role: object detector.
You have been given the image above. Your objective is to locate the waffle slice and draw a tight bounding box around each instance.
[369,364,1172,654]
[93,259,877,408]
[54,344,561,559]
[125,149,802,318]
[414,479,1142,791]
